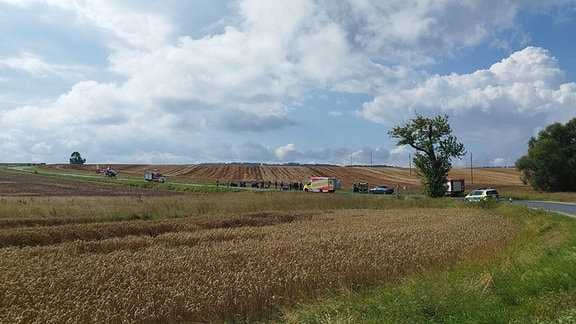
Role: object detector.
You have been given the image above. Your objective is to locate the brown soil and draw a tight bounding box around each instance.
[0,169,179,197]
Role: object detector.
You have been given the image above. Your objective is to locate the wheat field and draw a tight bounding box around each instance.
[0,198,519,322]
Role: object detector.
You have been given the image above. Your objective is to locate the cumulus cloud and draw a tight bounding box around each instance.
[0,0,574,166]
[359,47,572,124]
[275,144,298,161]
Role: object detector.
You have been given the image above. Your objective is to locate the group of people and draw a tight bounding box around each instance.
[218,180,305,190]
[352,182,369,193]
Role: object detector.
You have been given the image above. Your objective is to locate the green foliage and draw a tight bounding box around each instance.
[516,118,576,192]
[389,114,466,197]
[69,151,86,165]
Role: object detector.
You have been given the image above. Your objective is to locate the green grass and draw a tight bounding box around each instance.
[279,205,576,323]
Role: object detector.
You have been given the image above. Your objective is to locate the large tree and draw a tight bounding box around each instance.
[69,151,86,165]
[515,118,576,192]
[389,114,466,197]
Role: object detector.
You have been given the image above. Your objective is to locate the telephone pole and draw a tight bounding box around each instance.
[470,152,474,184]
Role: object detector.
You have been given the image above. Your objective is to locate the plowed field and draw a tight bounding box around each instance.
[0,169,178,197]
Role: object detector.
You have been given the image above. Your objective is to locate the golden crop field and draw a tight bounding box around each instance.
[0,193,519,322]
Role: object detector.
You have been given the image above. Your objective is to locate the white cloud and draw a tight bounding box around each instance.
[275,144,297,160]
[1,53,64,76]
[489,157,508,167]
[359,47,575,124]
[31,142,52,155]
[0,0,575,166]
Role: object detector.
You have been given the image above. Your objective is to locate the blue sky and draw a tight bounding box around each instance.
[0,0,575,167]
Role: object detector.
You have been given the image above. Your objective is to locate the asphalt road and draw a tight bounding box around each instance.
[510,200,576,217]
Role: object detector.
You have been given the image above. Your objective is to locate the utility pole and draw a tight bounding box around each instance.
[409,153,412,174]
[470,152,474,184]
[370,150,373,166]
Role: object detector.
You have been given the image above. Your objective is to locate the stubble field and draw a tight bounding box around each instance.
[0,165,529,322]
[40,163,528,193]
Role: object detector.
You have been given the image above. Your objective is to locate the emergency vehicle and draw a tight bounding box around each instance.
[303,177,340,193]
[144,171,166,183]
[445,178,465,197]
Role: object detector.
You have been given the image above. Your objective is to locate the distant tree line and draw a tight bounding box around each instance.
[197,162,340,167]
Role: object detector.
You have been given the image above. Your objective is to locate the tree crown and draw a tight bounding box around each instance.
[69,151,86,165]
[515,118,576,192]
[389,114,466,197]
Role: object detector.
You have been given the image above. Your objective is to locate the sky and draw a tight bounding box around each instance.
[0,0,575,167]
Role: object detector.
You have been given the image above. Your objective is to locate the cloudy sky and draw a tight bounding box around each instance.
[1,0,575,167]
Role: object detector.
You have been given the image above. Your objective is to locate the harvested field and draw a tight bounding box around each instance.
[40,164,526,193]
[0,208,519,323]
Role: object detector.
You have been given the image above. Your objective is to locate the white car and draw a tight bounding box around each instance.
[464,188,500,202]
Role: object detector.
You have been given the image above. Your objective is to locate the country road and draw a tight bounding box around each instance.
[512,200,576,217]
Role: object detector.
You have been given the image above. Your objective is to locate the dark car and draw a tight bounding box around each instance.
[370,185,394,195]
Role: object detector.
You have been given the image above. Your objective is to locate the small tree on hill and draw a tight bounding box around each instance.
[389,114,466,197]
[515,118,576,192]
[69,151,86,165]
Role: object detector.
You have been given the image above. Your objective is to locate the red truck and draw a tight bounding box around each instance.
[445,178,465,197]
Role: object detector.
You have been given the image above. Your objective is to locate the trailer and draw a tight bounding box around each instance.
[144,171,166,183]
[303,177,340,193]
[445,178,465,197]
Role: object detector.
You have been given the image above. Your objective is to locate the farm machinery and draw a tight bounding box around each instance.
[144,171,166,183]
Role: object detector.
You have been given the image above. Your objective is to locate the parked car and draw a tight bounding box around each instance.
[464,188,500,202]
[370,185,395,195]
